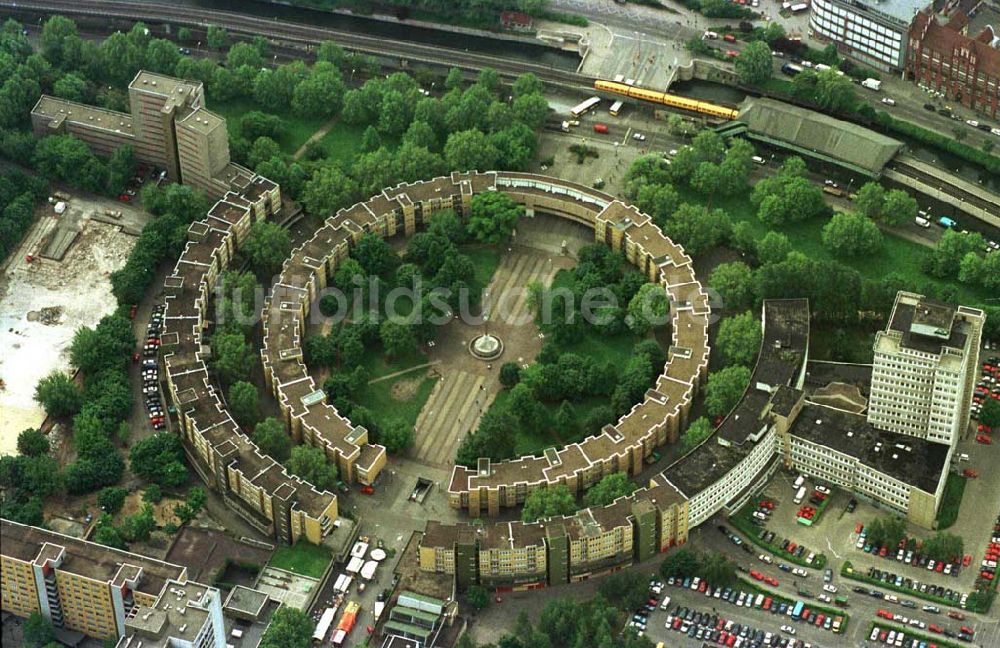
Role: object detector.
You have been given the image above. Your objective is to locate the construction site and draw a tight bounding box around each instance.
[0,188,150,454]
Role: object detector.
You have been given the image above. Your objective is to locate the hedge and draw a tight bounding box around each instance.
[876,111,1000,175]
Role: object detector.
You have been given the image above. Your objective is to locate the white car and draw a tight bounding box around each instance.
[792,568,808,577]
[752,155,765,164]
[818,593,832,603]
[881,97,896,106]
[966,119,979,127]
[632,132,646,141]
[759,553,773,564]
[780,625,796,635]
[668,149,678,156]
[815,485,831,494]
[823,584,837,593]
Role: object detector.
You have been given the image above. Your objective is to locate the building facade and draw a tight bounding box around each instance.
[810,0,932,70]
[907,10,1000,118]
[867,291,984,446]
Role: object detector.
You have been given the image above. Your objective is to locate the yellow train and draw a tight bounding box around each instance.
[594,80,740,121]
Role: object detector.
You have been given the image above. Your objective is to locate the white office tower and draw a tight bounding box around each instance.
[867,291,984,446]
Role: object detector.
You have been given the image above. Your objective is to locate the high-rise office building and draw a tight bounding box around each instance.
[867,291,984,446]
[31,71,252,199]
[810,0,932,71]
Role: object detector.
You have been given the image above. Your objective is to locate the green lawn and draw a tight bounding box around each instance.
[268,541,332,579]
[359,347,428,380]
[211,98,327,155]
[687,189,993,308]
[314,120,370,165]
[355,375,438,432]
[935,473,967,529]
[461,244,502,298]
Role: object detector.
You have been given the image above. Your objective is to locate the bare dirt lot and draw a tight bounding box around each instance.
[0,192,149,455]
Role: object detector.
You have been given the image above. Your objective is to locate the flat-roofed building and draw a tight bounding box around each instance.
[0,520,187,641]
[810,0,932,71]
[117,580,226,648]
[31,71,266,200]
[868,291,984,446]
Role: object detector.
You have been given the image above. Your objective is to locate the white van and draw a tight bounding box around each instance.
[752,155,765,165]
[959,453,970,462]
[704,31,719,39]
[793,475,805,489]
[915,216,930,228]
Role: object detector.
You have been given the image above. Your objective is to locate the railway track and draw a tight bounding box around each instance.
[0,0,596,90]
[888,159,1000,216]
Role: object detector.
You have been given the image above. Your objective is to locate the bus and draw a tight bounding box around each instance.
[570,96,601,118]
[609,100,623,116]
[789,3,809,12]
[794,486,807,504]
[312,607,337,644]
[791,601,804,620]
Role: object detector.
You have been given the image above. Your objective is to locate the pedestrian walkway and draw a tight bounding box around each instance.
[411,370,494,466]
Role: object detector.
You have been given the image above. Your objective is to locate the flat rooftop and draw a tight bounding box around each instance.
[789,401,949,493]
[1,520,186,597]
[840,0,933,24]
[32,95,134,136]
[887,296,969,356]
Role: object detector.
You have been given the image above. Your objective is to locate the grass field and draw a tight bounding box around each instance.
[461,244,502,298]
[360,346,428,380]
[314,121,380,165]
[355,375,438,432]
[935,473,968,529]
[211,98,327,155]
[684,189,992,308]
[268,542,331,579]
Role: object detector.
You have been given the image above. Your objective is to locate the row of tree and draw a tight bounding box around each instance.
[0,169,46,262]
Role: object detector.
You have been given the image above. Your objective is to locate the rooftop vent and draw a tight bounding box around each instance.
[892,453,899,460]
[846,431,854,438]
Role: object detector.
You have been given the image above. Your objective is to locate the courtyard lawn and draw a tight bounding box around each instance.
[211,98,327,156]
[935,473,967,529]
[685,189,993,308]
[268,541,331,579]
[360,347,428,380]
[354,375,438,432]
[461,244,502,298]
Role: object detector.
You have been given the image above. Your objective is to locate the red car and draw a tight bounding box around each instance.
[976,434,992,444]
[725,50,739,58]
[877,609,892,620]
[856,523,864,534]
[879,546,888,557]
[724,33,737,42]
[979,424,993,433]
[963,554,973,566]
[360,485,375,495]
[764,576,779,587]
[118,194,131,202]
[929,624,944,634]
[750,570,764,581]
[963,469,979,478]
[948,611,965,620]
[982,571,995,580]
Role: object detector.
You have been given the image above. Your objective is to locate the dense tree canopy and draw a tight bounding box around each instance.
[522,484,576,522]
[716,310,762,366]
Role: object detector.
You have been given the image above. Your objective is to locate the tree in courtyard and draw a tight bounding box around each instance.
[97,486,128,515]
[499,362,521,387]
[380,319,416,359]
[52,73,88,102]
[466,191,523,245]
[381,419,414,455]
[444,128,498,172]
[129,433,188,488]
[634,182,680,227]
[16,429,50,458]
[705,365,752,418]
[522,484,576,523]
[717,310,763,367]
[923,532,963,562]
[252,417,292,462]
[584,472,637,507]
[228,381,261,429]
[660,547,701,579]
[625,283,670,334]
[822,211,883,257]
[259,606,313,648]
[467,585,490,611]
[735,41,773,85]
[285,445,338,492]
[243,220,292,279]
[709,261,754,312]
[865,515,907,549]
[352,232,398,276]
[679,417,714,453]
[212,331,253,385]
[33,371,83,418]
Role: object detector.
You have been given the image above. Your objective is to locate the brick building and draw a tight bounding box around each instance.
[907,10,1000,117]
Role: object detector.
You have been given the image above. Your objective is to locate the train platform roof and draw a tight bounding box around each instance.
[734,98,902,176]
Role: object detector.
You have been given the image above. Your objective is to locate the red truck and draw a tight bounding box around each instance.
[593,123,609,134]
